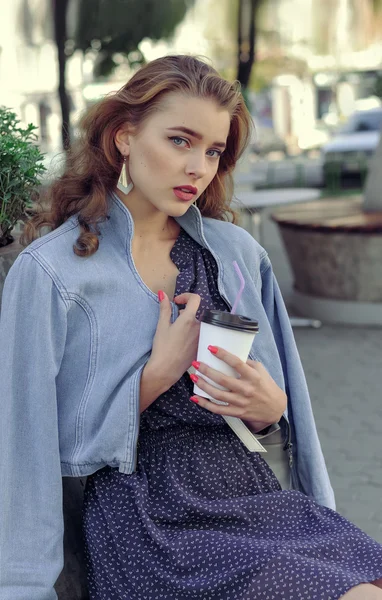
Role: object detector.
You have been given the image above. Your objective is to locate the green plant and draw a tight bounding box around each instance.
[0,106,46,246]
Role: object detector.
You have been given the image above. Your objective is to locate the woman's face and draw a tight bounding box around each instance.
[117,92,231,217]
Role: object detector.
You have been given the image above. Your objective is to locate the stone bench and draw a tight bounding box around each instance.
[271,196,382,324]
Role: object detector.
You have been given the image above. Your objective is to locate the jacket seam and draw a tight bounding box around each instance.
[18,253,99,466]
[259,248,268,262]
[189,210,229,299]
[23,251,71,308]
[113,196,163,302]
[112,195,130,257]
[61,460,132,466]
[61,460,135,476]
[122,363,147,468]
[19,259,99,473]
[23,219,78,251]
[66,293,99,474]
[259,253,271,277]
[61,460,116,466]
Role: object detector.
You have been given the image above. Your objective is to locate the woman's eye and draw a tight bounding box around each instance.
[207,149,222,158]
[170,136,188,147]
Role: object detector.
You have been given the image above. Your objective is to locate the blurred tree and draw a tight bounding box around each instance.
[66,0,194,148]
[372,0,382,13]
[19,0,194,150]
[237,0,261,91]
[17,0,71,149]
[203,0,267,101]
[73,0,194,78]
[201,0,238,81]
[18,0,52,46]
[52,0,71,150]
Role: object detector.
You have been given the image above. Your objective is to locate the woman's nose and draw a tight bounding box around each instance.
[185,154,207,179]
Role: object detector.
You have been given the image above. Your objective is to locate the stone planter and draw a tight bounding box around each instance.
[272,196,382,325]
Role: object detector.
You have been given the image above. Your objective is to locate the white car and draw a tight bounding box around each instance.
[322,107,382,184]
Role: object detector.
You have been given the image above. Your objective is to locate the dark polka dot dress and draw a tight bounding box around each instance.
[83,228,382,599]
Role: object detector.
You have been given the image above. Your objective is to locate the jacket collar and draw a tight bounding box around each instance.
[107,190,209,251]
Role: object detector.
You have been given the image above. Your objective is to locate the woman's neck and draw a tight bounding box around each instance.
[116,189,179,242]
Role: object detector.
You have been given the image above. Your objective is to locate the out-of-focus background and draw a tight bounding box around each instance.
[1,0,381,547]
[2,0,382,181]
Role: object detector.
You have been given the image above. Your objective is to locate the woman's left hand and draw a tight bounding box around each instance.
[190,346,287,432]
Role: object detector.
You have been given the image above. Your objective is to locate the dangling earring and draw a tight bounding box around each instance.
[117,156,134,195]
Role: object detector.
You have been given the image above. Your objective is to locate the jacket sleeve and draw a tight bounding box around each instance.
[0,252,68,600]
[259,253,336,510]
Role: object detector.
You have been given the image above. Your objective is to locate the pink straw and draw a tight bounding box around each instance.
[231,261,245,314]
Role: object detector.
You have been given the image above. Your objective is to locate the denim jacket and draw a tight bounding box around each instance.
[0,192,335,599]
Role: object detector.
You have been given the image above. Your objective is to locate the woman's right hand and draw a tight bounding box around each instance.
[139,291,201,412]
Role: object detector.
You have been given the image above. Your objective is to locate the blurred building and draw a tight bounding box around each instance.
[1,0,381,156]
[254,0,382,150]
[0,0,85,153]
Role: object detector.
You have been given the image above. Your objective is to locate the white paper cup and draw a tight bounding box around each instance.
[193,310,259,401]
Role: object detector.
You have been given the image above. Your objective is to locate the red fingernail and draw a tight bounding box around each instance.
[192,361,200,370]
[208,345,218,354]
[158,290,165,302]
[190,373,198,383]
[190,396,199,403]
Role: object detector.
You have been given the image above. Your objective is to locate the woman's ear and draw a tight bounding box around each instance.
[115,126,131,157]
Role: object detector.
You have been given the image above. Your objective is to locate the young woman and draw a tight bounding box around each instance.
[1,55,381,600]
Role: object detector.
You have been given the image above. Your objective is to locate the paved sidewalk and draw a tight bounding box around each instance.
[258,211,382,543]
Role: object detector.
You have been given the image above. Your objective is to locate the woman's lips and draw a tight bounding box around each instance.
[173,186,197,201]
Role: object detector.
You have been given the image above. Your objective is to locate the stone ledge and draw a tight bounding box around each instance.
[292,290,382,326]
[272,195,382,233]
[275,225,382,302]
[272,197,382,305]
